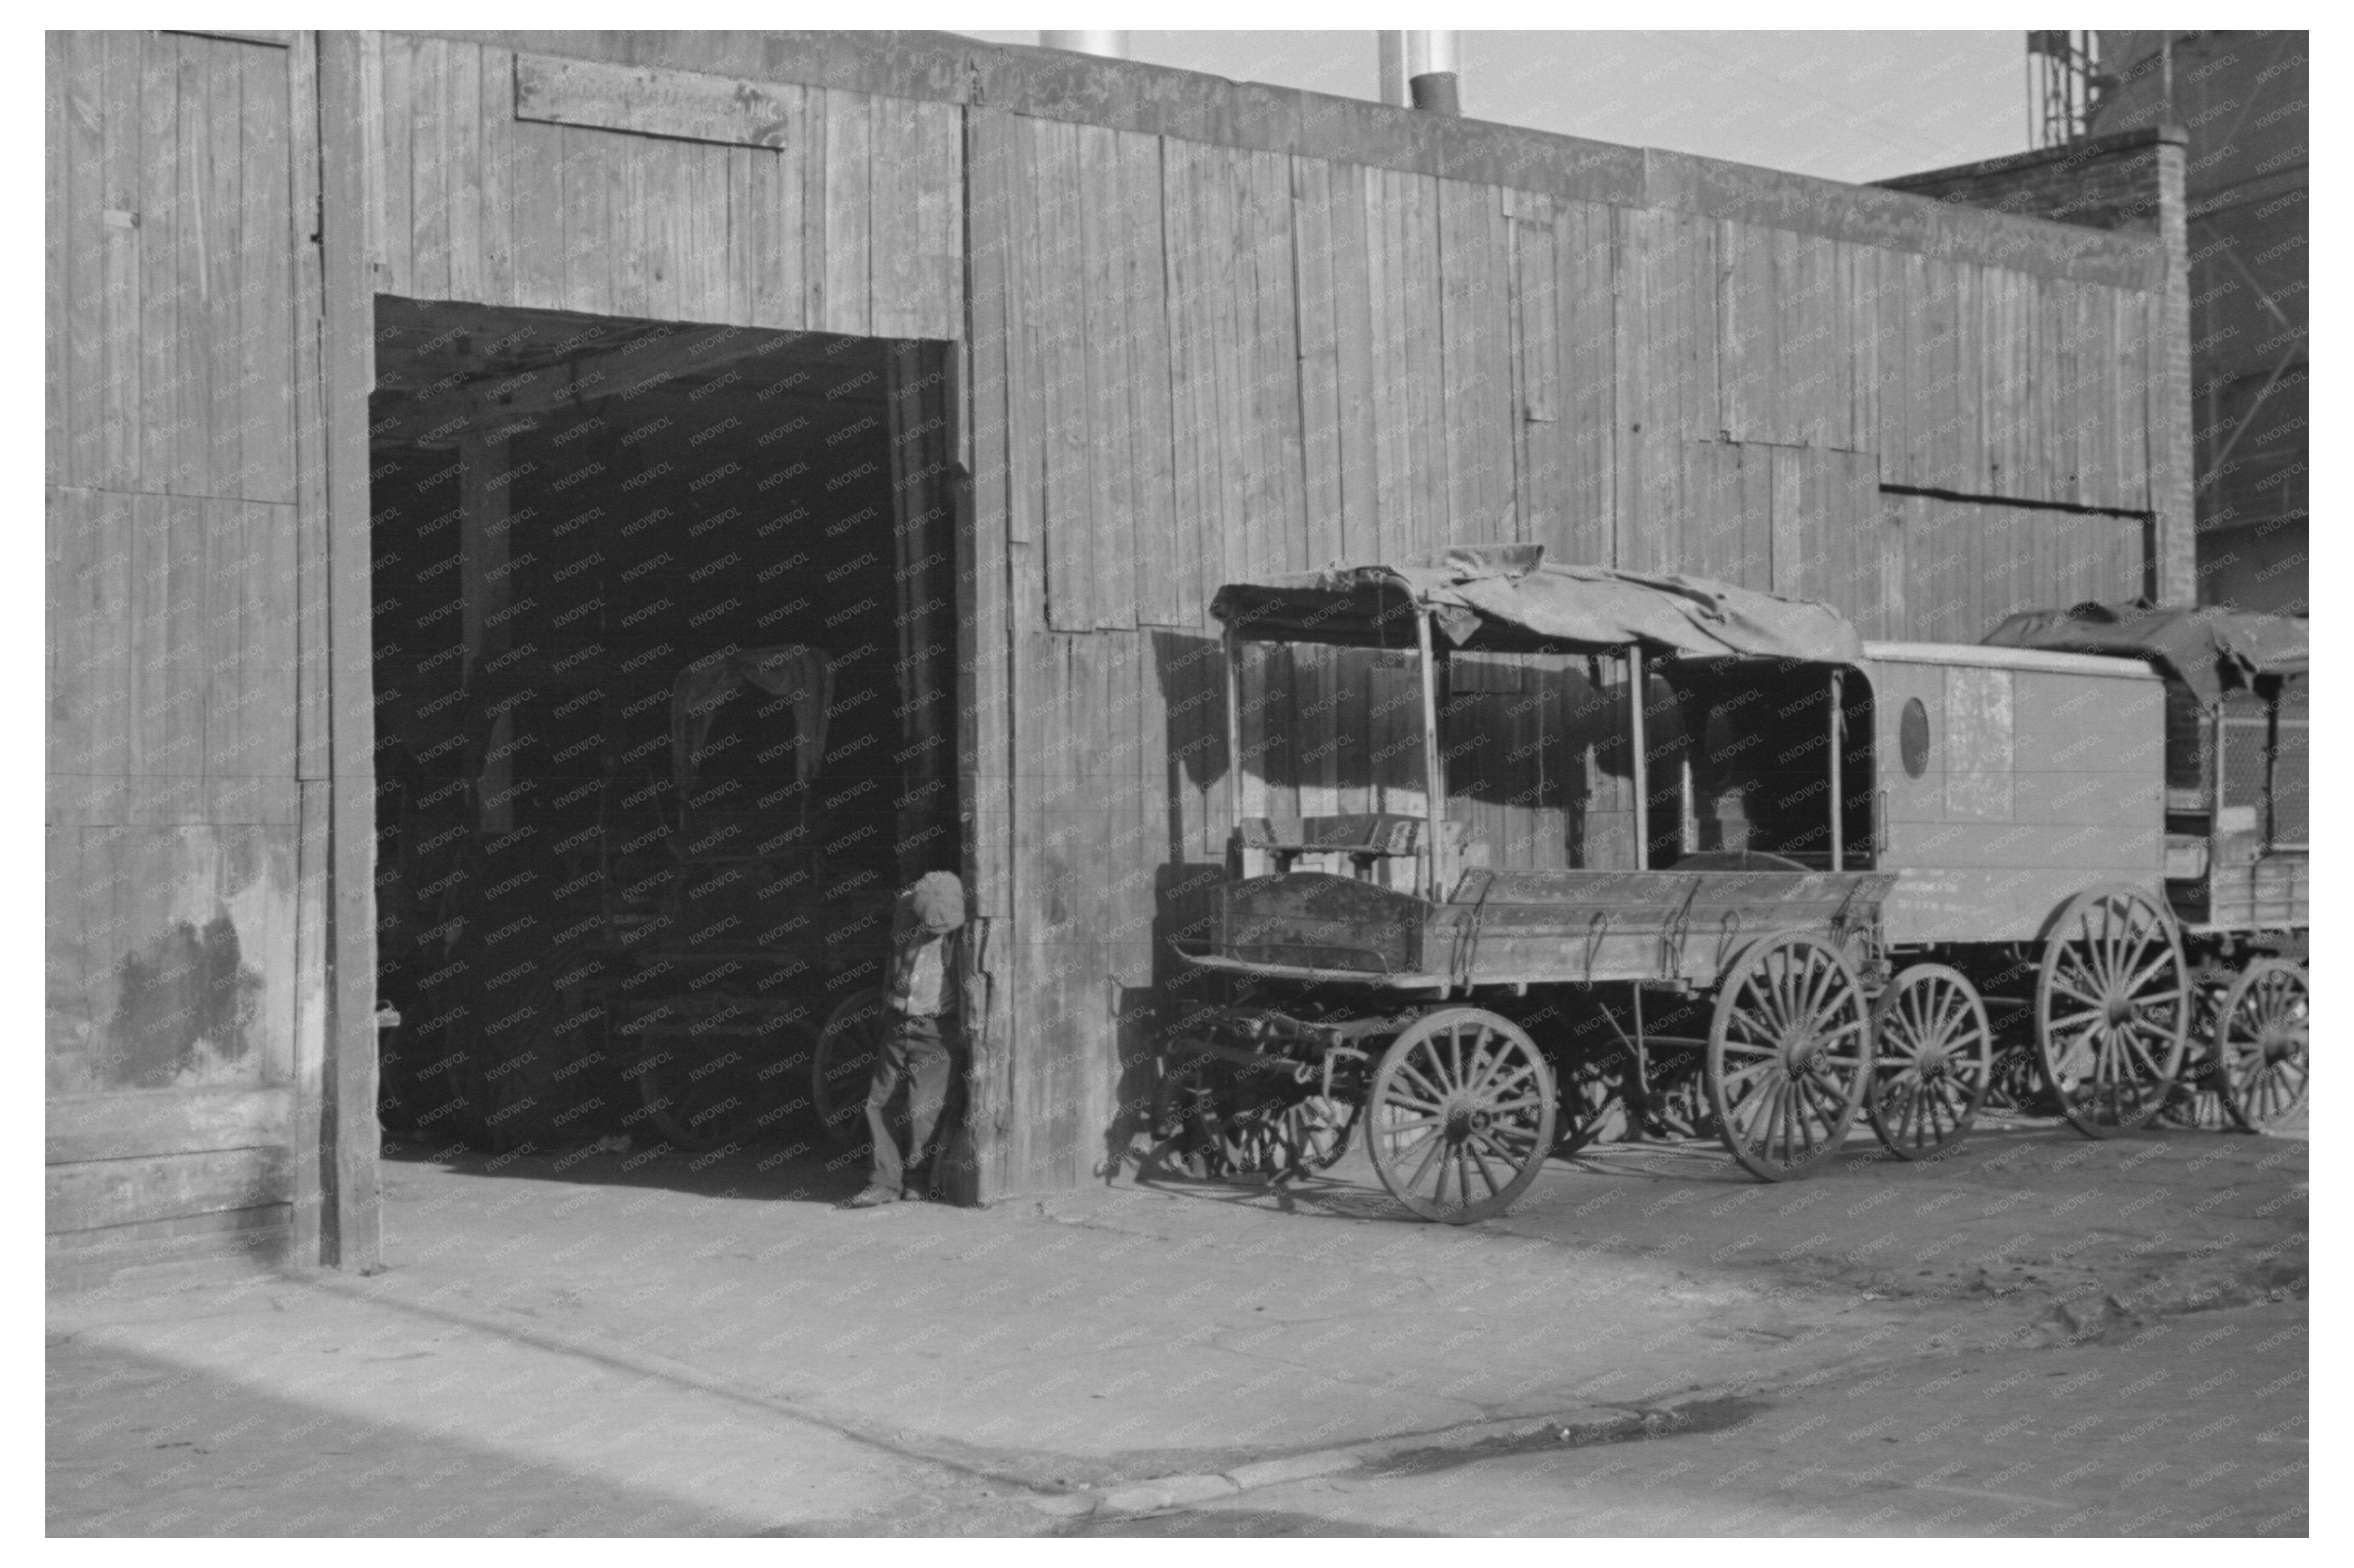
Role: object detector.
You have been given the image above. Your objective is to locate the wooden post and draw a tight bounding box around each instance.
[1828,669,1844,872]
[317,31,383,1270]
[1223,623,1245,871]
[1629,644,1648,872]
[1416,610,1446,900]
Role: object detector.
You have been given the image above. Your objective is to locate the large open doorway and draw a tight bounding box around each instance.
[365,298,962,1182]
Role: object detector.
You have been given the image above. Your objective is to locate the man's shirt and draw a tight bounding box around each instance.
[886,896,961,1022]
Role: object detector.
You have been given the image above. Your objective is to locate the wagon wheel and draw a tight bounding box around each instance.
[2217,959,2309,1132]
[1553,1047,1632,1155]
[2157,982,2234,1131]
[1149,1049,1353,1180]
[2034,885,2190,1138]
[1706,933,1870,1181]
[1865,963,1992,1160]
[1367,1009,1557,1223]
[812,986,889,1148]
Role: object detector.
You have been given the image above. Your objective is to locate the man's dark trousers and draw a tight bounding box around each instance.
[866,1012,952,1194]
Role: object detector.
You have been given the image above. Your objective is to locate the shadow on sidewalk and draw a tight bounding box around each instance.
[379,1128,881,1209]
[48,1338,753,1537]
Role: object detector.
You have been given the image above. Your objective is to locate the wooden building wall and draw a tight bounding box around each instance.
[961,102,2166,1194]
[49,31,2187,1238]
[45,31,338,1277]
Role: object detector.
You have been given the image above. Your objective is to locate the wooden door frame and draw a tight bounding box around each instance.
[310,30,384,1268]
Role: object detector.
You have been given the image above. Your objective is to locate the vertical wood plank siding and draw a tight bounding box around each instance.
[48,32,312,1271]
[52,34,2172,1215]
[965,117,2160,1189]
[370,48,963,341]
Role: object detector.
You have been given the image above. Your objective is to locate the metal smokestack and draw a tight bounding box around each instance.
[1039,30,1130,59]
[1378,30,1460,114]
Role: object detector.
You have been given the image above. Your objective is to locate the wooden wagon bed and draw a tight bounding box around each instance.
[1178,866,1895,992]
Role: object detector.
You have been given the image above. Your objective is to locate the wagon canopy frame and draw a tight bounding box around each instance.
[1208,545,1873,895]
[1209,543,1867,665]
[1981,599,2307,707]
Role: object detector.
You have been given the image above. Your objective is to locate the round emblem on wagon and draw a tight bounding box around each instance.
[1899,697,1931,778]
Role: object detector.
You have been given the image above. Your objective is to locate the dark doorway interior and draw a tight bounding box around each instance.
[366,298,961,1162]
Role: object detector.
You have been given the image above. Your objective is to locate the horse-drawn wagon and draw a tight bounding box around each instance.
[1153,549,2308,1223]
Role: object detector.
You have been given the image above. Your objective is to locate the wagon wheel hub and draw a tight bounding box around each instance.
[2104,994,2137,1028]
[1442,1101,1490,1140]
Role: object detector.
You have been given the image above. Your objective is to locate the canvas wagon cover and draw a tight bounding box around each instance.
[1209,544,1865,665]
[1981,600,2309,706]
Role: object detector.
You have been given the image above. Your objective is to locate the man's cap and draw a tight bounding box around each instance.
[908,870,966,932]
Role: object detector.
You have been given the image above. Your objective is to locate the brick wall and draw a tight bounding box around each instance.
[1879,128,2198,605]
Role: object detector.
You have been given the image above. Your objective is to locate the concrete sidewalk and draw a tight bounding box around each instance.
[48,1118,2306,1534]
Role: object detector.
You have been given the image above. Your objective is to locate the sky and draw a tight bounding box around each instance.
[956,31,2031,184]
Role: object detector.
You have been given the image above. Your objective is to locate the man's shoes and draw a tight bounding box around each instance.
[842,1184,901,1209]
[900,1187,926,1203]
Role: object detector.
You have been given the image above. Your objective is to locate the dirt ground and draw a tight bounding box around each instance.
[48,1109,2306,1536]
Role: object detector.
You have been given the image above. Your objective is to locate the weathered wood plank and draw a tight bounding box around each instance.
[866,91,920,338]
[48,1087,297,1165]
[320,31,384,1269]
[60,33,104,492]
[409,35,451,299]
[558,125,609,315]
[447,39,483,302]
[239,42,293,505]
[478,46,517,306]
[1293,156,1343,571]
[46,488,88,781]
[1036,118,1093,631]
[1366,166,1405,563]
[1204,145,1252,593]
[962,109,1018,1197]
[1124,131,1182,628]
[1399,169,1446,558]
[682,139,733,323]
[92,32,144,492]
[913,98,963,340]
[1331,161,1378,569]
[130,33,180,494]
[821,87,871,336]
[510,117,563,311]
[1559,200,1614,566]
[288,31,326,1260]
[1077,121,1136,629]
[1511,192,1557,551]
[202,37,246,497]
[45,35,67,486]
[514,50,805,148]
[726,142,754,323]
[1438,180,1494,545]
[742,90,803,330]
[1249,148,1307,575]
[377,31,412,296]
[48,1146,293,1234]
[1609,205,1650,571]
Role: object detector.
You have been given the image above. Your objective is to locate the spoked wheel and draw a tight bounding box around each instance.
[1553,1047,1633,1156]
[1367,1008,1557,1223]
[2157,983,2235,1131]
[2217,959,2309,1132]
[1150,1049,1354,1180]
[813,986,889,1147]
[1866,963,1992,1159]
[1706,933,1871,1181]
[2036,884,2190,1137]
